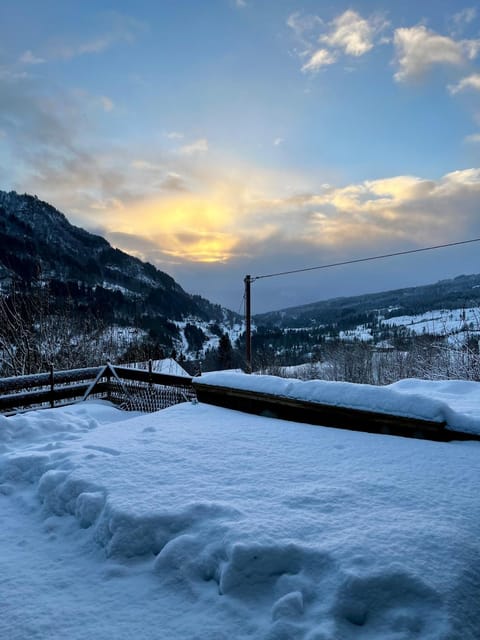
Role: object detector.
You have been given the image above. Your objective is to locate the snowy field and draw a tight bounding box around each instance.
[1,390,480,639]
[382,307,480,338]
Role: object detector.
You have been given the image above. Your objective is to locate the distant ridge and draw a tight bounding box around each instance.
[256,273,480,328]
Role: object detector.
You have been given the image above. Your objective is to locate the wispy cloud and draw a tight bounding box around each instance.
[286,12,323,41]
[448,73,480,94]
[393,25,480,82]
[465,133,480,143]
[131,159,164,171]
[165,131,184,140]
[19,50,45,65]
[301,49,336,73]
[451,7,477,35]
[33,12,146,62]
[179,138,209,155]
[100,96,114,112]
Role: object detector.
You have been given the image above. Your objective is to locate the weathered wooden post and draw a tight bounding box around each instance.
[49,363,54,408]
[244,275,252,373]
[106,359,112,401]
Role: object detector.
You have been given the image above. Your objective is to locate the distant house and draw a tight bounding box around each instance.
[122,357,190,378]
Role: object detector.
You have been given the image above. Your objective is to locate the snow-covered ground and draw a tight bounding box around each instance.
[174,318,245,357]
[1,388,480,639]
[338,327,373,342]
[382,307,480,338]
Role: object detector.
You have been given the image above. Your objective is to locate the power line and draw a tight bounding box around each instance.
[251,237,480,282]
[237,292,246,316]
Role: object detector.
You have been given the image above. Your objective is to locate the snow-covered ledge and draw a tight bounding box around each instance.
[194,372,480,437]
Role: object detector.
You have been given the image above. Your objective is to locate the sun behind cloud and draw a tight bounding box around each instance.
[106,194,241,263]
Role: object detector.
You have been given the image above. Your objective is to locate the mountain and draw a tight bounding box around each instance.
[255,274,480,330]
[0,190,235,326]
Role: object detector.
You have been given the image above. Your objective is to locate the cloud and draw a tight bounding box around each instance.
[295,10,388,74]
[286,12,323,41]
[465,133,480,143]
[0,67,28,81]
[67,88,115,113]
[165,131,184,139]
[100,96,114,112]
[105,231,161,258]
[320,10,377,57]
[393,25,480,82]
[19,50,45,65]
[448,73,480,94]
[87,166,480,311]
[235,0,247,8]
[40,12,146,61]
[179,138,209,155]
[101,166,474,273]
[3,55,480,308]
[301,48,336,72]
[131,159,164,171]
[160,172,190,192]
[451,7,477,35]
[273,138,284,146]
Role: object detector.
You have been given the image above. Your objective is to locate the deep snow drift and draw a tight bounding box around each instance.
[1,393,479,639]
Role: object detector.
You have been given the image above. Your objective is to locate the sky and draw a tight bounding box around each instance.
[1,0,480,313]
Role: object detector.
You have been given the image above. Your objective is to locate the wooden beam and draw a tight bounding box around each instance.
[192,382,480,442]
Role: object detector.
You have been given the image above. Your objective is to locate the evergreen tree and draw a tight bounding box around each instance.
[218,333,233,369]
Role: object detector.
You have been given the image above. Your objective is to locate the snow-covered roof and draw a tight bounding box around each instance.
[122,357,190,377]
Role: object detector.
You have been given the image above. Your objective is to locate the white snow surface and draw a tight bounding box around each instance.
[382,307,480,337]
[196,371,480,435]
[122,357,190,377]
[1,396,480,639]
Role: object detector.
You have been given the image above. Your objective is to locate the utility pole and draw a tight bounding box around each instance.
[244,274,252,373]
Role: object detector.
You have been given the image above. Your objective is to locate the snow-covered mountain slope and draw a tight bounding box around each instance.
[0,189,237,325]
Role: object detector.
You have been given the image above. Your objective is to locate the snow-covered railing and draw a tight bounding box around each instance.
[0,363,195,414]
[0,366,106,413]
[106,365,195,412]
[193,372,480,442]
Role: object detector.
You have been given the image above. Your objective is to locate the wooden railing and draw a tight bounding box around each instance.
[192,380,480,442]
[0,363,194,414]
[3,366,479,443]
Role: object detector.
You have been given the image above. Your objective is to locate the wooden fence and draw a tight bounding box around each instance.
[0,362,195,414]
[192,381,480,442]
[2,366,479,443]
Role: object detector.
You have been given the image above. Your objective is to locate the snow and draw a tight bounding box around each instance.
[122,357,190,377]
[382,307,480,337]
[1,389,480,638]
[196,371,480,435]
[338,327,374,342]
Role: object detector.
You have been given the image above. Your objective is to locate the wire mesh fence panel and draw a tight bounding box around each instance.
[106,377,196,413]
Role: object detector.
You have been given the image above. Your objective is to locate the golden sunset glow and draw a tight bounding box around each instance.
[105,194,241,263]
[96,164,480,269]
